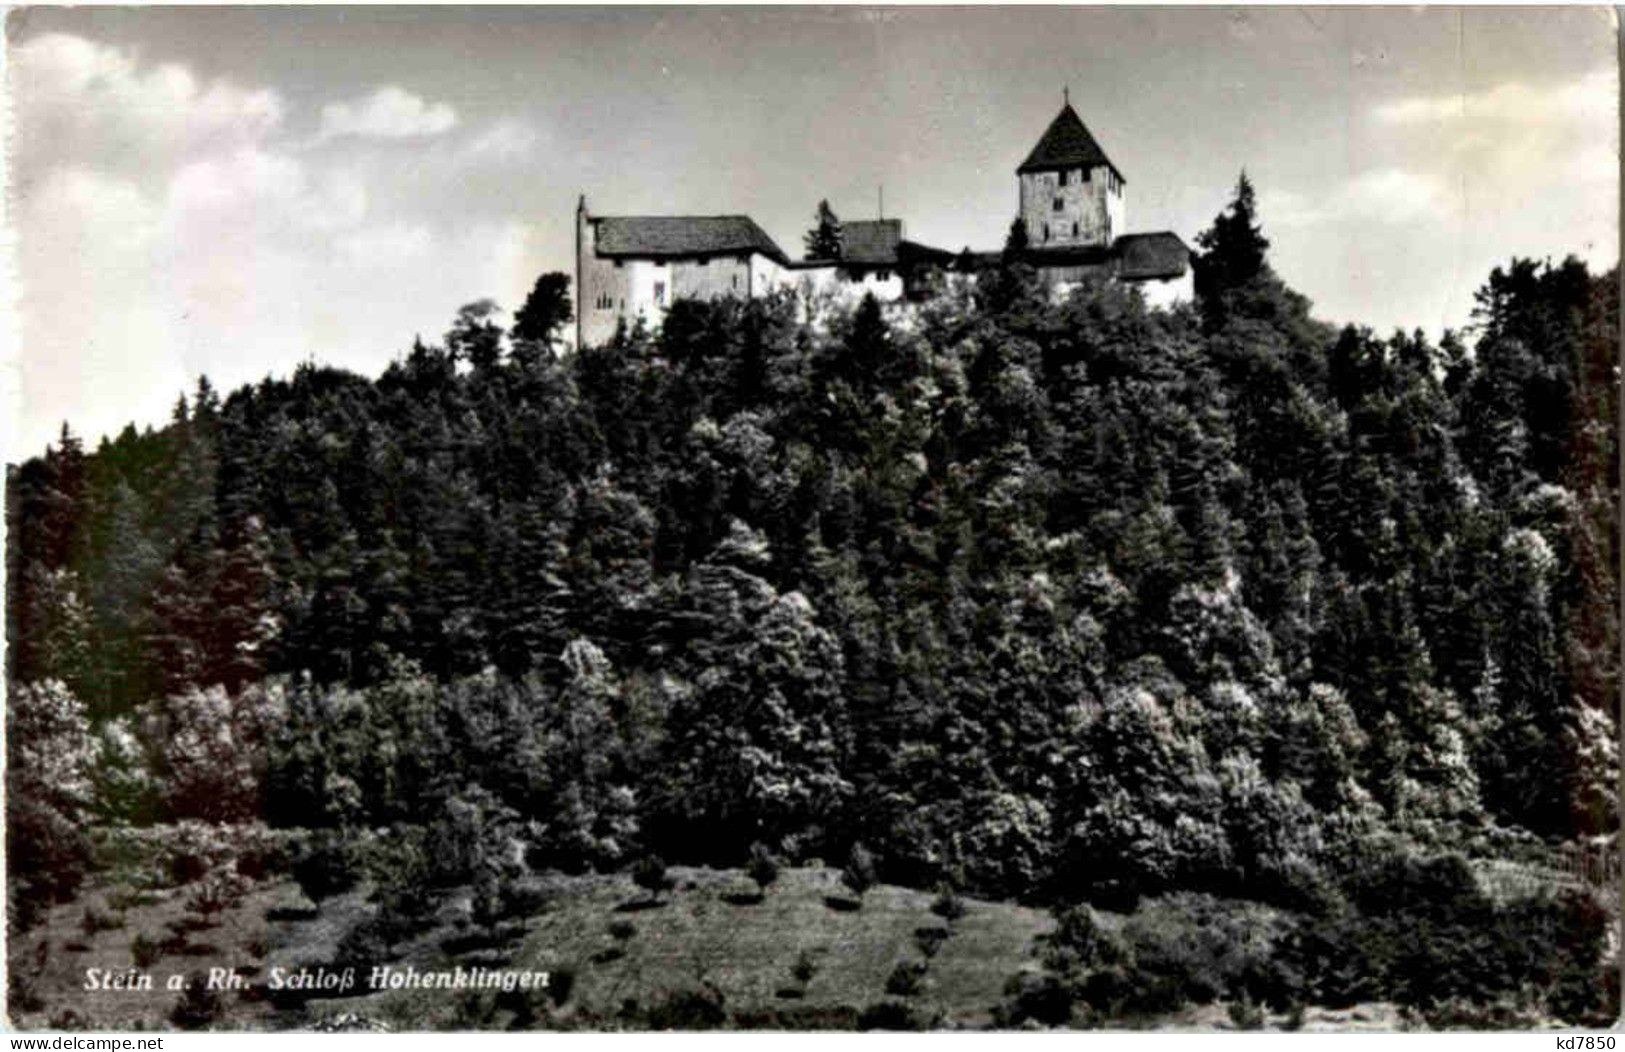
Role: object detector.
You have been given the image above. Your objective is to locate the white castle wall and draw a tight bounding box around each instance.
[1020,164,1124,248]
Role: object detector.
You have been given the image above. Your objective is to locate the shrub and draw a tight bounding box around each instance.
[1283,854,1611,1012]
[105,886,158,911]
[91,718,160,825]
[747,842,781,893]
[1119,894,1300,1013]
[469,874,505,932]
[157,683,281,824]
[841,843,877,897]
[131,931,161,968]
[8,681,97,913]
[1046,904,1129,974]
[8,971,45,1015]
[169,971,223,1030]
[428,787,521,889]
[496,875,553,919]
[1228,995,1265,1030]
[857,999,934,1031]
[80,903,125,935]
[632,855,671,898]
[885,960,927,997]
[1549,963,1619,1027]
[369,827,440,922]
[335,917,395,967]
[448,991,497,1028]
[8,785,94,932]
[48,1008,88,1030]
[548,966,577,1007]
[186,865,252,918]
[143,821,293,887]
[644,983,727,1029]
[996,972,1074,1028]
[740,1004,861,1029]
[930,885,966,921]
[292,831,361,902]
[915,926,949,958]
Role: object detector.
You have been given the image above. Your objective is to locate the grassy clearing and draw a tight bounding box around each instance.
[308,865,1055,1029]
[8,864,1054,1030]
[8,877,288,1030]
[13,858,1586,1030]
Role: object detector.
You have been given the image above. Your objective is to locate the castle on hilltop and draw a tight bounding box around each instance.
[575,99,1191,349]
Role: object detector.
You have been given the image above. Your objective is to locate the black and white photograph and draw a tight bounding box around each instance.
[3,4,1621,1033]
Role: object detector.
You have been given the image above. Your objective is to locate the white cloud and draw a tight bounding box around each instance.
[1269,67,1614,239]
[1373,67,1613,129]
[1266,168,1452,229]
[459,118,541,163]
[12,32,284,190]
[336,222,434,264]
[1366,67,1616,204]
[1252,65,1615,334]
[9,33,545,456]
[317,86,458,141]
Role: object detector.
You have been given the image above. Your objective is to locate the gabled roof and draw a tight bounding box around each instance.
[796,219,955,271]
[1113,231,1191,280]
[897,240,957,266]
[946,232,1189,282]
[1017,103,1123,181]
[839,219,904,265]
[592,215,789,265]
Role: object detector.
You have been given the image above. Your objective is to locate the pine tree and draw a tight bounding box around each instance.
[804,200,845,261]
[511,272,574,353]
[1003,216,1029,256]
[1192,172,1273,331]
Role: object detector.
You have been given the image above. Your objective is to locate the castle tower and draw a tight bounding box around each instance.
[1017,98,1126,249]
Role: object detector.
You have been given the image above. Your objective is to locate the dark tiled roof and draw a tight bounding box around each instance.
[897,240,956,266]
[1017,103,1123,181]
[797,220,955,271]
[593,215,789,265]
[947,233,1189,282]
[1018,244,1117,267]
[1113,232,1191,280]
[951,251,1005,270]
[838,219,904,265]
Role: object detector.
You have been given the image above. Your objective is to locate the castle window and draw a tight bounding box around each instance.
[1073,222,1079,237]
[614,260,623,268]
[654,281,666,306]
[1042,222,1049,241]
[1053,197,1064,211]
[732,275,739,290]
[1058,170,1069,187]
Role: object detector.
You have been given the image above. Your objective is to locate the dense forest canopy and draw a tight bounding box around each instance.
[7,179,1619,925]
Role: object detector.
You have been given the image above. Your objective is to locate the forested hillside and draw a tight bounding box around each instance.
[8,179,1619,940]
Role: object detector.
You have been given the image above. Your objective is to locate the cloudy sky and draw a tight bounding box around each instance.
[5,6,1617,456]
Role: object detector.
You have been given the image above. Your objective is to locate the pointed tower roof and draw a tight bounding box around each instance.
[1017,102,1123,182]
